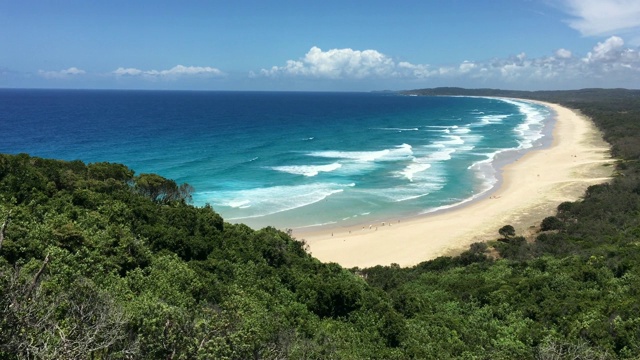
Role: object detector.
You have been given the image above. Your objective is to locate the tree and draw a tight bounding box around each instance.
[499,225,516,239]
[134,173,193,204]
[87,162,134,182]
[0,210,10,251]
[537,337,610,360]
[540,216,563,231]
[1,261,134,359]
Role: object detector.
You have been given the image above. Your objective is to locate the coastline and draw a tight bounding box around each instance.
[298,100,614,268]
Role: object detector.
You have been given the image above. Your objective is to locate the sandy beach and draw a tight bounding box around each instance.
[299,100,614,268]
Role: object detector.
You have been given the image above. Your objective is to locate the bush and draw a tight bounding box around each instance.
[540,216,563,231]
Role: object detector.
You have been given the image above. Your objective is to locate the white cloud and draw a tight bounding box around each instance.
[38,67,86,79]
[472,36,640,84]
[112,65,224,79]
[261,46,396,79]
[459,61,477,73]
[397,61,434,78]
[584,36,625,62]
[562,0,640,37]
[580,36,640,78]
[555,48,573,59]
[113,67,143,76]
[155,65,224,77]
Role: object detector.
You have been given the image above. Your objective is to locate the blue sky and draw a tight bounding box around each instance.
[2,0,640,91]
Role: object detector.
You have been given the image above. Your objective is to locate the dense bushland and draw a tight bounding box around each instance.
[1,88,640,359]
[0,154,404,359]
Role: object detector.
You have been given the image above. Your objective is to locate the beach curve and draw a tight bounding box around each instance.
[299,100,614,268]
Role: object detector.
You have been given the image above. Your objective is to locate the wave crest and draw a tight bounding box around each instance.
[271,162,342,177]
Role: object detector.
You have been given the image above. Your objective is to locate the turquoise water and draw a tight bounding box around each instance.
[0,90,552,230]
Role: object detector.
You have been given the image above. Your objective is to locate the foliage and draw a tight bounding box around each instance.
[540,216,563,231]
[134,173,193,204]
[499,224,516,239]
[0,153,403,359]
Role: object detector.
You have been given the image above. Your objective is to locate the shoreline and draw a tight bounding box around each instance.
[298,100,614,268]
[288,97,555,234]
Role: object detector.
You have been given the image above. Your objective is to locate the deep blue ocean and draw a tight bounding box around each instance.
[0,89,552,230]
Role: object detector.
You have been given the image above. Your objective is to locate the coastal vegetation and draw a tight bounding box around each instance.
[2,88,640,359]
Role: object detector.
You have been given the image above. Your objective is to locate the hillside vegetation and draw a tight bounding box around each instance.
[2,88,640,359]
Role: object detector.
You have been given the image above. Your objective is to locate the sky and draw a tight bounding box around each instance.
[1,0,640,91]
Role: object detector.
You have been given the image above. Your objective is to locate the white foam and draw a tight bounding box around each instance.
[397,148,453,182]
[270,162,342,177]
[384,143,414,161]
[394,124,480,182]
[361,179,444,203]
[394,192,431,202]
[499,99,548,149]
[309,149,390,162]
[296,221,338,229]
[477,114,509,125]
[336,161,379,175]
[373,127,419,131]
[205,182,355,220]
[452,126,471,134]
[400,162,431,182]
[465,145,519,202]
[308,143,414,163]
[424,125,468,136]
[418,161,498,215]
[438,135,465,146]
[424,125,453,130]
[228,199,251,208]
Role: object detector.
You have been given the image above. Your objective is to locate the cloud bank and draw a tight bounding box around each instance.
[38,67,86,79]
[258,37,640,88]
[25,37,640,90]
[112,65,225,79]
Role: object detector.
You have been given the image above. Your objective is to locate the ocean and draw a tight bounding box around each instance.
[0,89,552,230]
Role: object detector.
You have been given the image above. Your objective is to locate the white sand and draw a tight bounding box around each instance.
[299,101,614,268]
